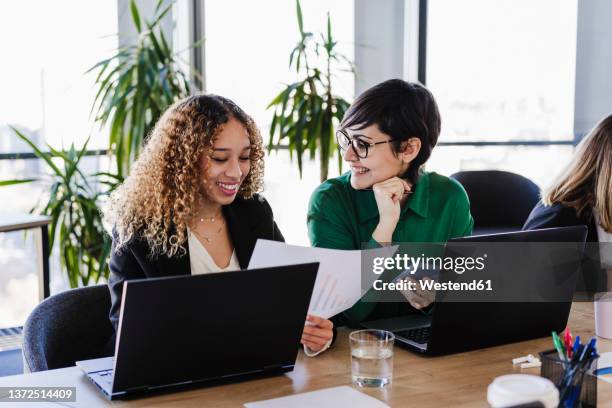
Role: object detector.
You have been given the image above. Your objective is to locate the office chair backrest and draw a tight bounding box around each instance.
[450,170,540,234]
[23,284,114,372]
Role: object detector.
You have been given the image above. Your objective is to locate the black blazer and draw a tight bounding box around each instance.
[523,200,606,296]
[108,194,284,331]
[523,201,598,243]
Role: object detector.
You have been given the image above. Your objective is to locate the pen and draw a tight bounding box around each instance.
[580,337,597,362]
[572,335,580,357]
[552,331,566,361]
[564,329,573,358]
[570,344,583,365]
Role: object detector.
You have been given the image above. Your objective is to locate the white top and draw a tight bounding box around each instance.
[188,230,240,274]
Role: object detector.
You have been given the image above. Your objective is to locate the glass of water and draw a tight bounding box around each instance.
[349,329,395,387]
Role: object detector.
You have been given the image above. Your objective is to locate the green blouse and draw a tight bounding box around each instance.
[307,171,474,327]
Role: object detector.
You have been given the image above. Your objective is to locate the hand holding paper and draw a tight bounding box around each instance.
[248,240,398,319]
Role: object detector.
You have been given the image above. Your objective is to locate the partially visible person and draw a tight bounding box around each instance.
[307,79,473,332]
[104,94,333,355]
[524,113,612,295]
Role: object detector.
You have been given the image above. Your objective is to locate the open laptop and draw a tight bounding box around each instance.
[362,226,587,355]
[77,262,319,399]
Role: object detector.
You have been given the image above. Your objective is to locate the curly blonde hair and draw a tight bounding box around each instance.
[105,94,265,258]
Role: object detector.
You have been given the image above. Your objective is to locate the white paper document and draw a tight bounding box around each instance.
[248,240,397,319]
[594,352,612,384]
[244,386,390,408]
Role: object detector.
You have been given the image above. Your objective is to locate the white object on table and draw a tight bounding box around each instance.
[244,385,390,408]
[248,240,397,319]
[512,354,537,365]
[595,292,612,339]
[520,361,542,369]
[487,374,558,408]
[512,354,541,369]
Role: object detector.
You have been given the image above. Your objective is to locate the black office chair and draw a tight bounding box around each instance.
[450,170,540,235]
[22,284,114,372]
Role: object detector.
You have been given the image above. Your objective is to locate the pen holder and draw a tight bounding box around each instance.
[539,350,597,408]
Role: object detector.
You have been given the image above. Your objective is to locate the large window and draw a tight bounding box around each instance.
[205,0,354,245]
[0,1,118,326]
[0,1,117,153]
[424,0,578,188]
[0,1,117,213]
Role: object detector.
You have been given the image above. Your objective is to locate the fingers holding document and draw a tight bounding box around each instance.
[400,277,436,310]
[301,315,334,353]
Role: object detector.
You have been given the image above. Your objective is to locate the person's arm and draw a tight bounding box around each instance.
[307,188,378,328]
[398,182,473,311]
[370,177,411,243]
[303,187,361,352]
[308,197,356,250]
[108,235,146,332]
[449,190,474,238]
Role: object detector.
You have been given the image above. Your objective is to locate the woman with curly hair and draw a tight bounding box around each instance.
[105,94,333,354]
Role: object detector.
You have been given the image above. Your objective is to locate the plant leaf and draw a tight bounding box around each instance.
[296,0,304,35]
[9,126,64,180]
[0,178,37,186]
[130,0,142,33]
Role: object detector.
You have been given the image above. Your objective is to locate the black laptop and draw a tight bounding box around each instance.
[77,262,319,399]
[362,226,587,355]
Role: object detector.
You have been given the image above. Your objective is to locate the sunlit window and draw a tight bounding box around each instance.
[424,0,578,189]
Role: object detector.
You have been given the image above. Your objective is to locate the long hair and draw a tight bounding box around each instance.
[544,114,612,232]
[104,94,265,257]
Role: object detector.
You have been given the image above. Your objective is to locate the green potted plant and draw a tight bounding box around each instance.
[267,0,354,182]
[2,127,114,287]
[1,0,197,287]
[88,0,195,179]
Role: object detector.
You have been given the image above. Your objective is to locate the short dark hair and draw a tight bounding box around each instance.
[340,79,441,184]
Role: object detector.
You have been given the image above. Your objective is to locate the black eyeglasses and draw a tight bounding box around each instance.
[335,129,393,159]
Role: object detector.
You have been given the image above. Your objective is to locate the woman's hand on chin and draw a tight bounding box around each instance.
[301,315,333,353]
[371,177,412,242]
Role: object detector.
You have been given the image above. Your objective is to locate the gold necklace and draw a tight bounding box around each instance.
[192,219,225,243]
[197,209,222,223]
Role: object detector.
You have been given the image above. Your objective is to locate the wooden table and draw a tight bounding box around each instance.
[0,214,51,300]
[0,303,610,407]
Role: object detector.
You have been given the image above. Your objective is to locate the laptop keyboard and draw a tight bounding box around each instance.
[395,326,431,344]
[96,369,114,386]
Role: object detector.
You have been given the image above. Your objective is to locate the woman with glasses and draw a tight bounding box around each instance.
[307,79,474,334]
